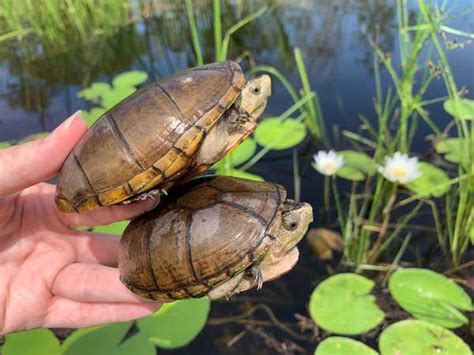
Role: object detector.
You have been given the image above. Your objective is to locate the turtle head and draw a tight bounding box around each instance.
[271,200,313,258]
[240,74,272,119]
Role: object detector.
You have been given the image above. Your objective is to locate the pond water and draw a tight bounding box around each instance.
[0,0,473,353]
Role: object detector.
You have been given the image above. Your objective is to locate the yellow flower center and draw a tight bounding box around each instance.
[325,161,336,171]
[392,166,408,178]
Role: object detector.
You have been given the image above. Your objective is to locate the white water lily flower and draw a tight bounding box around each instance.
[379,152,421,184]
[313,150,344,176]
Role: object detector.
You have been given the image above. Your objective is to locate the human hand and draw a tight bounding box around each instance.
[0,112,161,335]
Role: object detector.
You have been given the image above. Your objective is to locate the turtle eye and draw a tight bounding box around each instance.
[251,85,261,95]
[282,213,299,231]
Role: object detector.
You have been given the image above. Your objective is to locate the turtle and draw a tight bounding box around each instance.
[118,176,313,301]
[55,60,271,213]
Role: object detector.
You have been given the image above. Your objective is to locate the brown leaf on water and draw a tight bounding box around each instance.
[305,228,343,261]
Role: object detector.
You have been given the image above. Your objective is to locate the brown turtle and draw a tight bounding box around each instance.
[55,61,271,213]
[119,176,313,301]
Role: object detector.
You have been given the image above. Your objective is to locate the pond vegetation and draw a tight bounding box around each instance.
[0,0,473,353]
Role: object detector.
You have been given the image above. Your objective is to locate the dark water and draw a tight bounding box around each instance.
[1,0,473,352]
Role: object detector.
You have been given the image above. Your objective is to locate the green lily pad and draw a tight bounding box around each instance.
[444,98,474,120]
[83,107,106,127]
[340,150,376,175]
[137,297,210,349]
[214,138,257,170]
[102,86,136,109]
[0,141,11,149]
[406,162,450,197]
[315,337,378,355]
[92,221,129,235]
[115,332,155,355]
[254,117,306,150]
[216,168,264,181]
[336,166,366,181]
[112,71,148,88]
[3,329,61,355]
[379,320,472,355]
[79,82,112,101]
[435,138,468,166]
[389,268,473,328]
[62,321,132,355]
[309,273,384,335]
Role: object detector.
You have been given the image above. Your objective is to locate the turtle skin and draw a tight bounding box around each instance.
[55,61,245,213]
[119,176,286,301]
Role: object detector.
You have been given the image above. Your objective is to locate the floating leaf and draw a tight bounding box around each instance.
[309,273,384,335]
[216,168,264,181]
[62,321,132,355]
[444,98,474,120]
[79,82,111,101]
[389,268,473,329]
[93,221,129,235]
[115,332,155,355]
[0,141,11,149]
[112,71,148,88]
[137,298,210,349]
[254,118,306,150]
[406,162,450,197]
[315,337,378,355]
[214,138,257,170]
[340,150,376,175]
[82,107,106,127]
[101,86,136,109]
[3,329,60,355]
[435,138,468,166]
[336,166,365,181]
[379,320,472,355]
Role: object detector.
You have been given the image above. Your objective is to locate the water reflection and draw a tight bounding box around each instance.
[0,0,471,142]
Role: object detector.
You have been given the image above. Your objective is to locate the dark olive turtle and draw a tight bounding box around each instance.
[119,176,313,301]
[55,61,271,213]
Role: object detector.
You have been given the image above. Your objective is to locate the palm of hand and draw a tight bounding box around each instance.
[0,113,160,335]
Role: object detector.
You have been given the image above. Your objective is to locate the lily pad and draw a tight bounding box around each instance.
[79,82,112,101]
[214,138,257,170]
[216,168,264,181]
[435,138,467,166]
[102,86,136,109]
[62,322,132,355]
[388,268,473,328]
[406,162,450,197]
[444,98,474,120]
[340,150,376,175]
[379,320,472,355]
[336,166,366,181]
[315,337,378,355]
[0,141,11,149]
[137,297,210,349]
[112,71,148,88]
[254,117,306,150]
[115,332,155,355]
[82,107,106,127]
[92,221,129,235]
[309,273,384,335]
[3,329,61,355]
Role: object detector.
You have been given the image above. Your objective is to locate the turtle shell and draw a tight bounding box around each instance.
[55,61,245,213]
[119,176,287,301]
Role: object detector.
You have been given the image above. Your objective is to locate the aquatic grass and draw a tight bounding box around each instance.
[185,0,203,66]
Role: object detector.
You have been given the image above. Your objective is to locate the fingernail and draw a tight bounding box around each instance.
[47,110,82,141]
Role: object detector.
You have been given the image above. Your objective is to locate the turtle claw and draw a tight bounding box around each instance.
[121,189,162,205]
[246,265,264,290]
